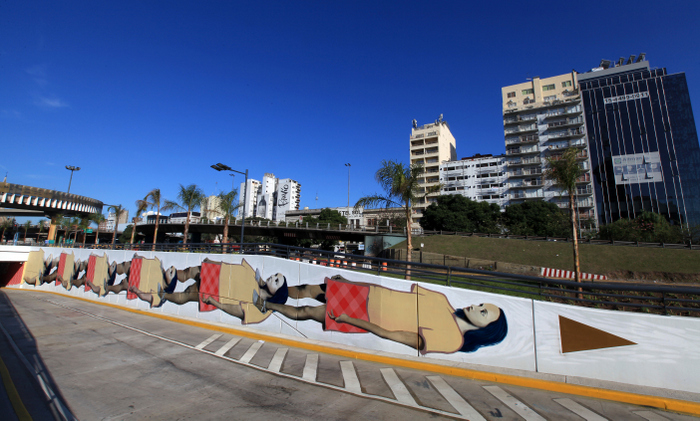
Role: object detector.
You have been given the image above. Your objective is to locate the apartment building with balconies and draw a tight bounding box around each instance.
[439,154,508,208]
[502,72,598,228]
[410,116,457,219]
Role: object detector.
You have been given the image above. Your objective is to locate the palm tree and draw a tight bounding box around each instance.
[23,220,32,242]
[0,219,12,243]
[215,189,241,252]
[355,160,436,278]
[90,213,106,245]
[107,204,125,245]
[78,217,90,246]
[164,184,204,244]
[136,188,173,249]
[545,147,583,284]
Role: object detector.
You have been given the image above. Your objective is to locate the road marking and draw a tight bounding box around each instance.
[483,385,546,421]
[303,353,318,382]
[214,337,241,356]
[633,411,670,421]
[427,376,486,421]
[554,398,608,420]
[194,333,222,350]
[340,361,362,394]
[268,347,288,372]
[380,368,417,406]
[239,340,264,364]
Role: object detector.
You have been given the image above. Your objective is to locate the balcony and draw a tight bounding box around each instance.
[547,117,583,129]
[505,124,538,135]
[505,134,539,146]
[508,157,542,167]
[548,127,585,139]
[506,146,540,156]
[508,168,542,178]
[576,185,593,195]
[511,192,544,200]
[509,179,542,189]
[503,114,537,125]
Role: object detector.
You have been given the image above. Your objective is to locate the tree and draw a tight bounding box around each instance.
[598,212,684,243]
[297,209,349,250]
[23,220,32,242]
[90,213,106,245]
[136,188,173,248]
[165,184,204,245]
[502,201,570,237]
[545,147,583,283]
[355,160,436,275]
[0,219,12,243]
[420,195,501,233]
[215,189,241,251]
[107,204,125,245]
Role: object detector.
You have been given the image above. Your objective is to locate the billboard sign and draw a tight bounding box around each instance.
[612,152,663,185]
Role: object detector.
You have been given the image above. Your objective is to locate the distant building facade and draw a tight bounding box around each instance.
[239,173,301,222]
[578,56,700,228]
[409,116,457,219]
[439,154,508,208]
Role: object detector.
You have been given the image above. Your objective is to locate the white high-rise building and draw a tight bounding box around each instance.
[239,179,261,219]
[409,116,457,219]
[238,174,301,222]
[275,178,301,221]
[440,154,508,208]
[256,173,277,220]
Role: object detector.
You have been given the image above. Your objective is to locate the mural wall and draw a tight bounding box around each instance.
[13,247,700,394]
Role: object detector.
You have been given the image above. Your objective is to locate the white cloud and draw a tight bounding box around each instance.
[36,96,69,108]
[26,64,48,87]
[1,109,22,119]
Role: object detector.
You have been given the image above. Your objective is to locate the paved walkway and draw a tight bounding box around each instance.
[1,289,697,420]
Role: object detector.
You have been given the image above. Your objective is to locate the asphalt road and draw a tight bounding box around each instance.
[0,289,697,421]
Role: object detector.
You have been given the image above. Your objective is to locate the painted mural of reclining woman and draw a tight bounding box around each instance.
[22,250,88,290]
[128,258,288,324]
[256,275,508,355]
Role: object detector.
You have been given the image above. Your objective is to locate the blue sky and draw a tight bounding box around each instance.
[2,0,699,221]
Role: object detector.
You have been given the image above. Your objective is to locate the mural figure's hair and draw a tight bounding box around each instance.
[266,275,289,305]
[454,308,508,353]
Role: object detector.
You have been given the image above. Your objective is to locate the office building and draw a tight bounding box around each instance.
[440,154,508,208]
[239,174,301,222]
[579,55,700,228]
[502,72,597,228]
[409,116,457,218]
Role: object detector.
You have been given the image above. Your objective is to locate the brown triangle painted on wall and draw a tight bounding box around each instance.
[559,315,636,353]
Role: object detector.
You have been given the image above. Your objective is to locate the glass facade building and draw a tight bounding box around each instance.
[579,59,700,228]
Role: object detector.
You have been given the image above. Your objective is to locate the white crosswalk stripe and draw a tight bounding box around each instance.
[554,398,608,420]
[194,333,222,350]
[303,353,318,381]
[340,361,362,394]
[239,340,264,364]
[427,376,486,421]
[633,411,670,421]
[483,385,546,421]
[380,368,417,406]
[267,347,288,372]
[214,337,240,356]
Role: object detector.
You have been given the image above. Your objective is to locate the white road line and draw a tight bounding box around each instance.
[633,411,670,421]
[303,353,318,382]
[214,337,241,356]
[340,361,362,394]
[194,333,222,350]
[239,340,264,364]
[267,347,288,372]
[554,398,608,420]
[483,385,546,421]
[380,368,417,406]
[427,376,486,421]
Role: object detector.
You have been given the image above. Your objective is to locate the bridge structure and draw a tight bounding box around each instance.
[0,181,104,242]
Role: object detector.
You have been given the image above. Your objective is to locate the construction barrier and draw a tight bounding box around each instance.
[540,267,607,280]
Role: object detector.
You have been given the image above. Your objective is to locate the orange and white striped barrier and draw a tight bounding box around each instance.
[540,267,607,280]
[381,262,387,271]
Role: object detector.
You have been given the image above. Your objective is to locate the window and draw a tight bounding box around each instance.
[543,84,555,91]
[522,88,534,95]
[562,80,572,88]
[507,91,516,98]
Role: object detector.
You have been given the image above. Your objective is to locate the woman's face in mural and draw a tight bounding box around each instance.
[265,273,285,294]
[464,303,500,328]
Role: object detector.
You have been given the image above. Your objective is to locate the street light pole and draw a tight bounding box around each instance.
[65,165,80,194]
[345,163,351,209]
[211,163,248,245]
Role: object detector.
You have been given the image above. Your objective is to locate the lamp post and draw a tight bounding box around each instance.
[344,163,351,209]
[65,165,80,194]
[211,163,248,244]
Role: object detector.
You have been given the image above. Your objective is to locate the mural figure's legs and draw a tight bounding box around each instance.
[163,283,200,305]
[288,284,326,303]
[329,311,421,350]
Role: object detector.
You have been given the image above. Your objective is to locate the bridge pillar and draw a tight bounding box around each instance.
[48,216,60,244]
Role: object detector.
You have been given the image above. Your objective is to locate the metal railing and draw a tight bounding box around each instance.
[22,241,700,316]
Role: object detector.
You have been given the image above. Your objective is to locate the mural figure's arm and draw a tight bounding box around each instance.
[201,296,244,319]
[328,311,421,350]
